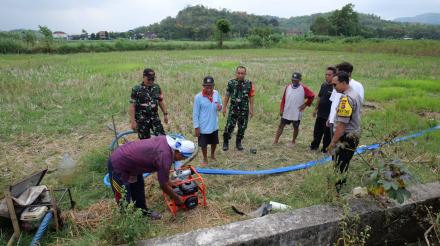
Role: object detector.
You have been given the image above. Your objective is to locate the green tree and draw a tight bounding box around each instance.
[38,25,53,51]
[22,31,36,47]
[310,16,334,35]
[248,27,274,47]
[90,33,96,40]
[216,18,230,48]
[81,29,88,40]
[329,4,360,36]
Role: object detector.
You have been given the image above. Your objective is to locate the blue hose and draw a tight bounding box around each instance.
[30,211,53,246]
[103,172,150,187]
[103,125,440,186]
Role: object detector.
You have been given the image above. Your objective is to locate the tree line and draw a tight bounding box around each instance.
[310,4,440,39]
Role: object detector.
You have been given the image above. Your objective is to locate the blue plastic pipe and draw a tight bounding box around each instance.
[103,125,440,187]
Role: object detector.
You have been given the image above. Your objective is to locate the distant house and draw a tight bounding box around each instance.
[144,32,158,39]
[53,31,68,39]
[68,34,81,40]
[97,31,108,40]
[286,30,304,36]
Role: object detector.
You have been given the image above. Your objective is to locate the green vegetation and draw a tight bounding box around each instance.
[215,19,231,48]
[335,204,371,246]
[140,5,440,40]
[0,48,439,244]
[0,38,253,54]
[38,25,54,51]
[99,201,155,245]
[142,5,279,40]
[278,38,440,56]
[1,36,440,56]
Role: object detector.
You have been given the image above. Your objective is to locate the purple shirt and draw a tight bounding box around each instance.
[110,136,173,186]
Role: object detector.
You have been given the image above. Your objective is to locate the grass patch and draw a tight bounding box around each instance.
[387,79,440,93]
[366,86,414,102]
[397,96,440,112]
[367,79,440,112]
[61,147,112,209]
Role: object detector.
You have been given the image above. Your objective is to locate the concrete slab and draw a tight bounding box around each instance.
[137,182,440,246]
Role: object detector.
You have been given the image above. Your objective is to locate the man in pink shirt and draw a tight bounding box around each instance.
[108,135,195,219]
[273,72,315,146]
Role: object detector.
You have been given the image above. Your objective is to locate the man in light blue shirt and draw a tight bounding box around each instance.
[193,76,222,166]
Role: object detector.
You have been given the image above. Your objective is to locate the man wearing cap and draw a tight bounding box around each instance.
[222,66,255,151]
[193,76,222,166]
[310,66,336,153]
[327,71,362,193]
[273,72,315,146]
[107,135,195,219]
[129,68,168,140]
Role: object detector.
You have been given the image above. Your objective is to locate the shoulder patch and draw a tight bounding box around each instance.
[337,96,353,117]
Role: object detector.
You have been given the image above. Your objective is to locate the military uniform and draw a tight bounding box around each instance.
[333,86,362,174]
[130,82,165,139]
[223,79,255,144]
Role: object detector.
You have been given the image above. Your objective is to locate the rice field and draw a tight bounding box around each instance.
[0,48,439,245]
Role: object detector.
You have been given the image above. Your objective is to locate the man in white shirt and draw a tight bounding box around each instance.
[327,62,364,135]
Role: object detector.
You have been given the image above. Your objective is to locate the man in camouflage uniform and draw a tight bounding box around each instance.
[129,68,168,139]
[222,66,255,151]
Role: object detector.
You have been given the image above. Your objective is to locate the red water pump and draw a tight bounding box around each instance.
[163,165,207,216]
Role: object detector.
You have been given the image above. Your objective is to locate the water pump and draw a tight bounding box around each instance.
[163,165,207,215]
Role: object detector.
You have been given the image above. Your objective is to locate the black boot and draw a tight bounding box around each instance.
[335,177,347,194]
[223,135,229,151]
[236,138,244,151]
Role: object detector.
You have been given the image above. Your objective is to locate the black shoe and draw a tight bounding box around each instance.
[310,145,318,151]
[236,138,244,151]
[335,178,347,194]
[142,209,162,220]
[223,137,229,151]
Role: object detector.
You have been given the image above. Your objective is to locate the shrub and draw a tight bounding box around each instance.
[342,36,363,43]
[0,38,27,53]
[247,35,264,47]
[305,35,332,43]
[269,33,283,43]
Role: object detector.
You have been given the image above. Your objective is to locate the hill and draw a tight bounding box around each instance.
[394,13,440,25]
[135,5,440,40]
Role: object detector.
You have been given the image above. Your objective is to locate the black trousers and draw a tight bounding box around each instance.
[108,159,147,211]
[310,117,331,151]
[334,134,360,173]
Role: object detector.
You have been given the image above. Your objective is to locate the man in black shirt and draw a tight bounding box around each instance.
[310,66,336,152]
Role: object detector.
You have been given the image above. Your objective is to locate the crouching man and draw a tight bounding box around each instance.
[107,135,195,219]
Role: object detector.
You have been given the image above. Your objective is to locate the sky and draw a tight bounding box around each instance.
[1,0,439,34]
